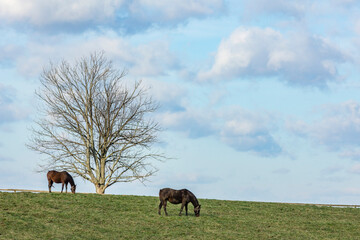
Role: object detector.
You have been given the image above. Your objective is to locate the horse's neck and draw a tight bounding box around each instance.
[189,194,199,207]
[67,176,75,186]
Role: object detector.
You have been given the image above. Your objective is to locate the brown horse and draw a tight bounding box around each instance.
[47,170,76,194]
[158,188,201,217]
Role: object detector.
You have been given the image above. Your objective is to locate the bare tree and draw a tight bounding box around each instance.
[29,52,163,194]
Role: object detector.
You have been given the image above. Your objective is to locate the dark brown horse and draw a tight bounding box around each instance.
[158,188,201,217]
[47,170,76,194]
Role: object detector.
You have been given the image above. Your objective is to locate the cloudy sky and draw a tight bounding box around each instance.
[2,0,360,204]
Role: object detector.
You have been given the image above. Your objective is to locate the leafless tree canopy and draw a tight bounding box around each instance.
[29,52,163,194]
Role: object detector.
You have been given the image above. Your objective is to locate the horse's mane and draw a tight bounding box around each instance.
[187,189,199,207]
[66,172,75,186]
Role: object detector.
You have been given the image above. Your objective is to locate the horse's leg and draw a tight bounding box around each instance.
[158,201,163,215]
[65,183,68,193]
[61,183,64,193]
[163,201,168,216]
[48,180,53,193]
[185,203,188,216]
[179,200,186,216]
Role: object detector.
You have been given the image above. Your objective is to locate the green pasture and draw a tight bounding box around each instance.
[1,192,360,239]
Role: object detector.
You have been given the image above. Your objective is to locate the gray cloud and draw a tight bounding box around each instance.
[0,44,21,66]
[288,101,360,159]
[310,101,360,150]
[0,85,28,124]
[159,107,282,157]
[272,168,290,175]
[221,130,282,157]
[159,109,217,138]
[123,0,225,33]
[349,163,360,174]
[0,155,13,162]
[219,110,281,157]
[244,0,307,19]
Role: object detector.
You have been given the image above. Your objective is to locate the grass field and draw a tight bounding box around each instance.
[1,192,360,239]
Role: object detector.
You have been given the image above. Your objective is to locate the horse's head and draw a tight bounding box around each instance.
[194,205,201,217]
[71,184,76,194]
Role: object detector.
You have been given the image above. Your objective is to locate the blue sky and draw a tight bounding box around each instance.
[2,0,360,204]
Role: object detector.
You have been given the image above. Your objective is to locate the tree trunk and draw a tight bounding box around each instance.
[95,185,106,194]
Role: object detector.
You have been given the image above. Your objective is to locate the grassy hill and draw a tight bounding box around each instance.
[1,192,360,239]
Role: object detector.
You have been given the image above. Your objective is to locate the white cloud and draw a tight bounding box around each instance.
[141,78,187,112]
[198,27,347,87]
[1,34,178,78]
[0,0,124,25]
[0,0,225,33]
[158,173,220,186]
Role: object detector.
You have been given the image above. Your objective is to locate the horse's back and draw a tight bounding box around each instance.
[159,188,170,197]
[47,170,70,183]
[159,188,190,195]
[159,188,192,204]
[47,170,56,179]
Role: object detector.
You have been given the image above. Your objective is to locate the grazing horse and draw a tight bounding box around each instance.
[158,188,201,217]
[47,170,76,194]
